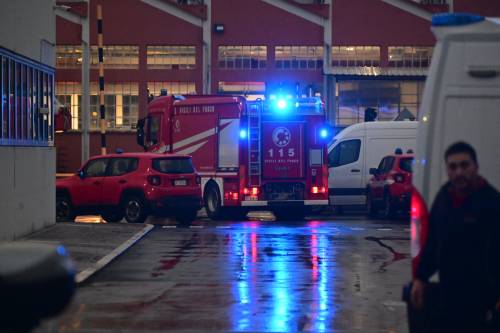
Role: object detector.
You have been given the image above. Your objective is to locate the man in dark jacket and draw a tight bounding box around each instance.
[411,141,500,332]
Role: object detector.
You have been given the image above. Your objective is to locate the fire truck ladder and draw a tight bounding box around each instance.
[248,101,262,187]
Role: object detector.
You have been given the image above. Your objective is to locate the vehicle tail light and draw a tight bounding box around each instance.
[224,191,239,201]
[311,186,326,194]
[394,174,405,183]
[195,175,201,185]
[411,188,429,277]
[147,175,161,186]
[243,187,259,195]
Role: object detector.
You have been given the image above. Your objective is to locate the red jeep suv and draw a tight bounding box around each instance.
[366,149,414,219]
[56,152,202,224]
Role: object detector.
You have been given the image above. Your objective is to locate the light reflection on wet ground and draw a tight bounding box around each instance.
[38,220,411,333]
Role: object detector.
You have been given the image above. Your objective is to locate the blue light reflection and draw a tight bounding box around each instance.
[230,222,336,332]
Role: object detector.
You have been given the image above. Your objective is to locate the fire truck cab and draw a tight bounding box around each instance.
[137,94,331,220]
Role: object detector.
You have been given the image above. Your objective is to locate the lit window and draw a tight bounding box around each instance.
[56,45,83,69]
[56,45,139,69]
[55,82,139,130]
[147,46,196,69]
[90,46,139,69]
[218,46,267,69]
[147,82,197,97]
[275,46,323,70]
[388,46,433,68]
[332,46,380,67]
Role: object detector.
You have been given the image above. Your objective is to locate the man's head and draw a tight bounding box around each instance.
[444,142,478,190]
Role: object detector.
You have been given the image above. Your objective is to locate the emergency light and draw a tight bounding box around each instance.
[240,129,247,139]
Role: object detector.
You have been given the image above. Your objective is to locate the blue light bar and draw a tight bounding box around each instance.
[320,129,328,139]
[432,13,484,27]
[240,129,247,139]
[277,99,287,110]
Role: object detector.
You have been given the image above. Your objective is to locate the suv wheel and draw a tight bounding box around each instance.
[204,183,221,220]
[101,209,124,223]
[56,195,76,222]
[122,195,148,223]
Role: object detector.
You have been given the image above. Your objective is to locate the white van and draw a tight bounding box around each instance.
[412,14,500,259]
[328,121,417,208]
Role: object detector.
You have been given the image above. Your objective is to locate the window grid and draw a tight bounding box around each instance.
[218,46,267,69]
[336,80,424,126]
[56,45,139,69]
[55,82,139,130]
[332,46,380,67]
[388,46,433,68]
[1,49,54,146]
[147,46,196,69]
[147,82,196,97]
[275,46,324,70]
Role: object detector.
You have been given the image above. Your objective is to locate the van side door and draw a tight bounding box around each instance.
[328,138,364,205]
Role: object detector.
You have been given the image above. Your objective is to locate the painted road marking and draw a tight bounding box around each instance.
[76,224,154,284]
[190,225,204,229]
[377,228,393,231]
[216,226,231,229]
[163,225,177,229]
[350,227,365,231]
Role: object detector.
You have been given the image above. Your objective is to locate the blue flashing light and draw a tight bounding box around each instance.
[432,13,484,27]
[320,129,328,139]
[277,99,287,110]
[240,129,247,139]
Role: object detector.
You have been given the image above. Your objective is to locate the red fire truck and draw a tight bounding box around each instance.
[136,94,331,220]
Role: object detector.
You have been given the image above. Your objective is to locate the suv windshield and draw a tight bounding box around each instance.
[399,157,413,173]
[152,158,194,174]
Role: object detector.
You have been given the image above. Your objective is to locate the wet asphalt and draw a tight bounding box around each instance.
[38,216,411,333]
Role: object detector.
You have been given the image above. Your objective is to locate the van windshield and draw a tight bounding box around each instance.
[152,158,194,174]
[399,157,413,173]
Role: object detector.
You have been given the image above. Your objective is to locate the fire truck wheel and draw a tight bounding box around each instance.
[204,183,222,220]
[122,195,148,223]
[56,195,76,222]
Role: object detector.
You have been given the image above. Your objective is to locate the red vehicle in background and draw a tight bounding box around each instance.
[56,152,202,224]
[366,149,414,219]
[137,94,331,220]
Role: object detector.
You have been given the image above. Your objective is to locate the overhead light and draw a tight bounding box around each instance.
[214,24,224,33]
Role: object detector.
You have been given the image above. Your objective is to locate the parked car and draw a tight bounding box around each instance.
[328,121,417,210]
[56,152,202,224]
[366,149,414,219]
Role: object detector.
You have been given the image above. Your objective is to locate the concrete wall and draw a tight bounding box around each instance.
[0,0,56,67]
[0,147,56,241]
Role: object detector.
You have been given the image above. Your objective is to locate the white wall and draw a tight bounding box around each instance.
[0,0,56,67]
[0,147,56,241]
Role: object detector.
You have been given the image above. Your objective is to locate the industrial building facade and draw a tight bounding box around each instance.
[54,0,500,172]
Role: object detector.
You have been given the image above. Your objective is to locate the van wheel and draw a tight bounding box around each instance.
[204,183,222,220]
[122,195,148,223]
[56,195,76,222]
[101,209,123,223]
[382,192,396,220]
[366,192,377,218]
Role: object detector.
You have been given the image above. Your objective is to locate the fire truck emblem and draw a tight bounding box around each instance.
[272,127,291,147]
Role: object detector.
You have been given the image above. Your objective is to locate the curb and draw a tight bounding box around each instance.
[75,224,155,284]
